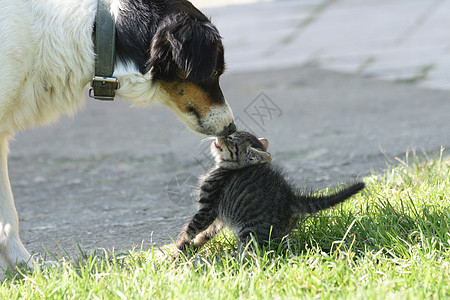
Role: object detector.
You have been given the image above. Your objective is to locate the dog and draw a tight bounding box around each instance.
[0,0,235,271]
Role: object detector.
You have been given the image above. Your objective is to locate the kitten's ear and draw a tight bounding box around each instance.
[247,147,272,164]
[258,138,269,151]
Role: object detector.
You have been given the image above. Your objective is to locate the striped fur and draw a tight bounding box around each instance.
[176,131,365,250]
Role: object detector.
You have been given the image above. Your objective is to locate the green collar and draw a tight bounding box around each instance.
[89,0,119,101]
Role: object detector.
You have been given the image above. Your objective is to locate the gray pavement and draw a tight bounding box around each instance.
[198,0,450,90]
[10,0,450,259]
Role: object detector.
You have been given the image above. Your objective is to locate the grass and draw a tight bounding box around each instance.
[2,150,450,299]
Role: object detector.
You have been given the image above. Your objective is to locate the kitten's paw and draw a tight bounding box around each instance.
[193,235,209,249]
[175,240,191,251]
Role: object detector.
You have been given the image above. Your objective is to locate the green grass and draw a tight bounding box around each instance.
[2,151,450,299]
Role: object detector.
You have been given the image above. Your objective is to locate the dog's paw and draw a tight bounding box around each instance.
[0,238,34,272]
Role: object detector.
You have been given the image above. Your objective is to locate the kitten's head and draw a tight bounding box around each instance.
[211,131,271,169]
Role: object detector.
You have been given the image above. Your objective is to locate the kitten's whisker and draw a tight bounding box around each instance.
[200,137,216,143]
[198,137,216,151]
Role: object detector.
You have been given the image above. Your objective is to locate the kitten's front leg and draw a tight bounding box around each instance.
[176,207,217,251]
[193,219,224,249]
[175,226,192,251]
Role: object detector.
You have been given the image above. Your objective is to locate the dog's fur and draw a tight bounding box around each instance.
[0,0,235,271]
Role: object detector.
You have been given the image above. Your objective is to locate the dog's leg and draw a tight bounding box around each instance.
[0,135,33,271]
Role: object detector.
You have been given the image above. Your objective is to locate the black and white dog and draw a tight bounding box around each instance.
[0,0,235,271]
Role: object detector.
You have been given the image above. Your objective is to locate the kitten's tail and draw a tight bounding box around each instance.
[294,182,365,214]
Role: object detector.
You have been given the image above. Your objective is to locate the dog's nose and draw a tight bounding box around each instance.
[217,122,236,137]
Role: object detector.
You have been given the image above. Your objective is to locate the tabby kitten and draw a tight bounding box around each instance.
[176,131,365,250]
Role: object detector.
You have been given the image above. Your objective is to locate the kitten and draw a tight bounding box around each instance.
[176,131,365,251]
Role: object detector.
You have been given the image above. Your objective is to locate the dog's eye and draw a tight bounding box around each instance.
[212,70,219,77]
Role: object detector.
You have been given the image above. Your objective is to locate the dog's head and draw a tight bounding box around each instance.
[144,13,235,137]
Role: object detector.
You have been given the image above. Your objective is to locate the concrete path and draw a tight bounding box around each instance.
[9,0,450,259]
[195,0,450,90]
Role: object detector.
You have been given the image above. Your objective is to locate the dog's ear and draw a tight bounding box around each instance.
[145,21,178,78]
[171,19,221,81]
[146,14,221,81]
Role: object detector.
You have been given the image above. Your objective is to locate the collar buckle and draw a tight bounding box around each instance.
[89,76,120,101]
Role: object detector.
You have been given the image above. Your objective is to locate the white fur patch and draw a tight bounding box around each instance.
[110,0,123,22]
[114,63,164,107]
[0,0,97,134]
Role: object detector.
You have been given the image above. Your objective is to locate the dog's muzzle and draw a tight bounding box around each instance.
[217,122,236,137]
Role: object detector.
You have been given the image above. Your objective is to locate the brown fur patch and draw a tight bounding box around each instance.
[159,81,217,117]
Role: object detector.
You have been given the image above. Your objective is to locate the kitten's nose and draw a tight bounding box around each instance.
[217,122,236,137]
